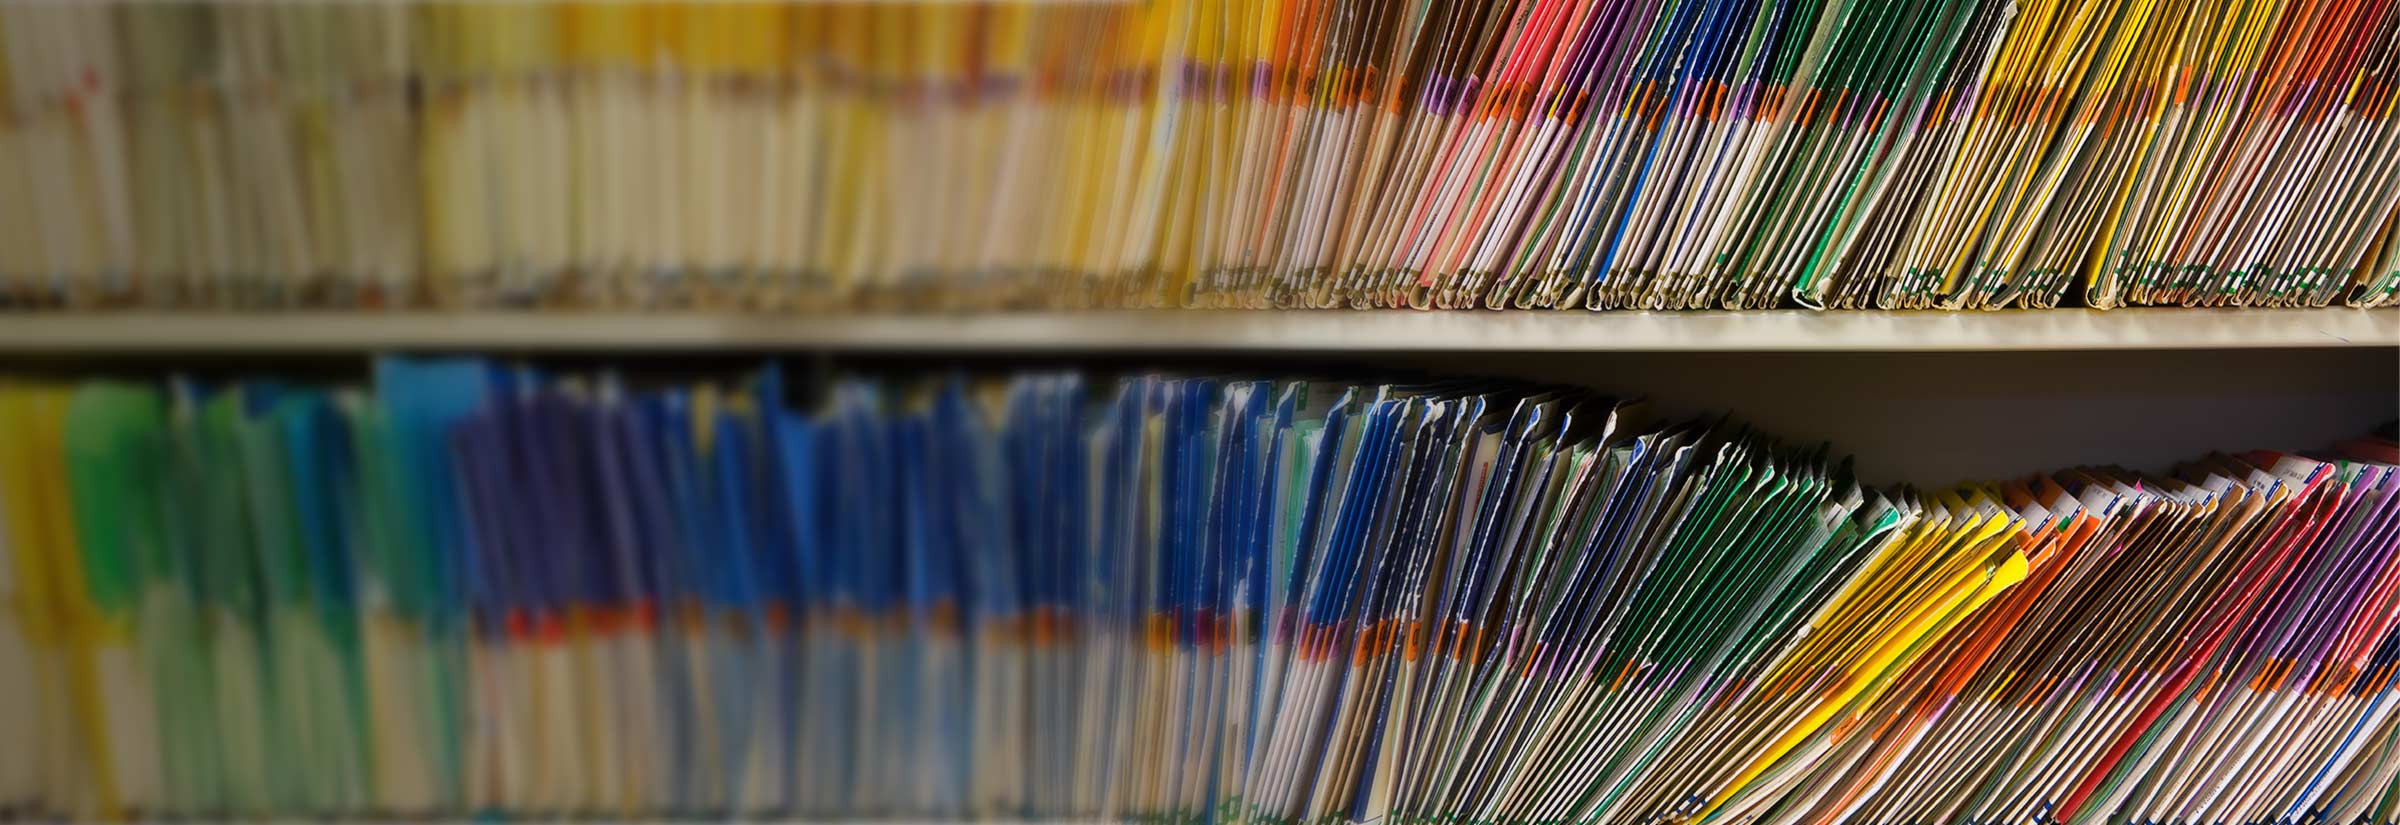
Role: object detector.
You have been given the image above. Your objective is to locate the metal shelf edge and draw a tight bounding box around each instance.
[0,309,2390,352]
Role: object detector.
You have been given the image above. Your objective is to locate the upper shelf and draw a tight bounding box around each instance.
[0,309,2392,353]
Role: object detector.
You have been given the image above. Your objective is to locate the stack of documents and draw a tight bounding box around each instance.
[1,363,2397,822]
[4,0,2398,312]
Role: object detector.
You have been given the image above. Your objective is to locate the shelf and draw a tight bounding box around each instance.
[0,308,2391,353]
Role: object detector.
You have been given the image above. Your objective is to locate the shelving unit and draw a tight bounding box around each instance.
[14,0,2400,816]
[0,307,2391,352]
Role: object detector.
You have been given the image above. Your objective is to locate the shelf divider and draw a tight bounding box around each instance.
[0,308,2391,352]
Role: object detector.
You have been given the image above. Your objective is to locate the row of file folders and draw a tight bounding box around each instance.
[7,0,2400,313]
[0,361,2398,824]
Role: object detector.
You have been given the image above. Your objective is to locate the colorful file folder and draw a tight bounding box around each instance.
[4,362,2397,822]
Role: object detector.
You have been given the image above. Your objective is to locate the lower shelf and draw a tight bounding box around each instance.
[0,307,2391,352]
